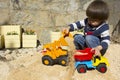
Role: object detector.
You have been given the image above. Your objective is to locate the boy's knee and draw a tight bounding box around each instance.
[86,35,99,41]
[85,35,94,42]
[85,35,100,48]
[74,34,84,41]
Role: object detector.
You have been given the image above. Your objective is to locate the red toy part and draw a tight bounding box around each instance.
[74,48,95,61]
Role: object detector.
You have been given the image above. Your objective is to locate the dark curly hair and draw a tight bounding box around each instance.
[86,0,109,21]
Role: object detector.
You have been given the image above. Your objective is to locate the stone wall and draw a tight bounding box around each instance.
[0,0,120,43]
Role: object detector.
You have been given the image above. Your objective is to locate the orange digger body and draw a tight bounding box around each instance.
[42,32,72,66]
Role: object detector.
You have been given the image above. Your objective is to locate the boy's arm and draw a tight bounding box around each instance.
[100,25,110,50]
[93,24,110,56]
[68,19,87,31]
[63,18,87,34]
[93,24,110,50]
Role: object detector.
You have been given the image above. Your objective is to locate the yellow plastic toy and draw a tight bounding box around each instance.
[93,56,109,67]
[41,32,73,66]
[92,56,109,73]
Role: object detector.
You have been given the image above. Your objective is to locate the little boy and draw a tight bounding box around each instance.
[63,0,110,56]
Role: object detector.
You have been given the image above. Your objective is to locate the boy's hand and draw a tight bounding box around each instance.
[91,45,103,56]
[62,28,69,35]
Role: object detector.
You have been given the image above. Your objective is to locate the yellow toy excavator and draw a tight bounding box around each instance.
[41,32,73,66]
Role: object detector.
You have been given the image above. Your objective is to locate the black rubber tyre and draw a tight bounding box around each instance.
[42,56,54,66]
[77,65,87,73]
[58,56,67,66]
[96,63,107,73]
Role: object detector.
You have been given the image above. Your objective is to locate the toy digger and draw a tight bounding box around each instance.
[41,32,73,66]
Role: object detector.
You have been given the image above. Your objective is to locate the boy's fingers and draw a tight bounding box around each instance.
[91,48,95,52]
[63,28,69,34]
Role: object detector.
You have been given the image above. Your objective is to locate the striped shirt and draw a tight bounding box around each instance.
[69,18,110,49]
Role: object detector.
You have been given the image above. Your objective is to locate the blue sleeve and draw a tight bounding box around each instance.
[101,36,110,49]
[69,24,74,31]
[68,18,87,31]
[97,24,110,49]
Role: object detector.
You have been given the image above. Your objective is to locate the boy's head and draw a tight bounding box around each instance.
[86,0,109,23]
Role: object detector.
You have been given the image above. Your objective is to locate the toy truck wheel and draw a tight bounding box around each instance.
[42,56,54,65]
[77,65,87,73]
[58,56,67,66]
[96,63,107,73]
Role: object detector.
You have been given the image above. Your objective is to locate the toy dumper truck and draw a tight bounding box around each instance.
[74,48,109,73]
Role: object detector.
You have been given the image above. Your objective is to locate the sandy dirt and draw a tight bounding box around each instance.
[0,43,120,80]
